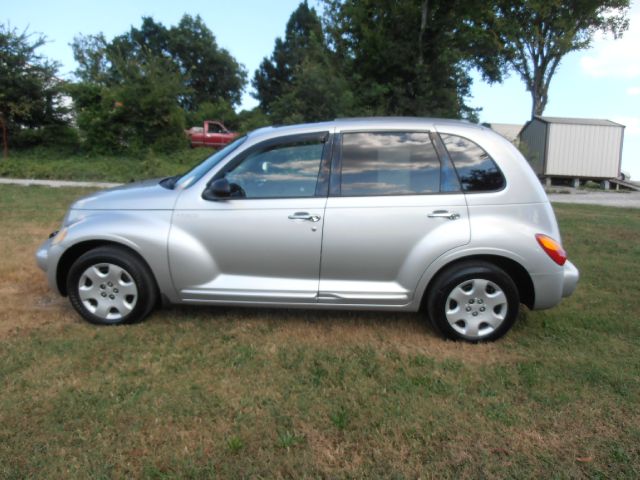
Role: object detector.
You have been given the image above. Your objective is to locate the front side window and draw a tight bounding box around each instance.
[440,134,505,192]
[340,132,442,196]
[225,140,324,198]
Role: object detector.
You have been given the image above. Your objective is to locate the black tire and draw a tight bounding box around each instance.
[426,261,520,342]
[67,246,158,325]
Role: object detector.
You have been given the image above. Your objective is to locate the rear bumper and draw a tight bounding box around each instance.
[562,260,579,298]
[531,260,579,310]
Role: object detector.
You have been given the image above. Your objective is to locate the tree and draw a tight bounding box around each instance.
[77,15,247,112]
[0,24,66,157]
[323,0,505,120]
[494,0,630,118]
[71,39,187,152]
[70,15,247,152]
[168,15,246,110]
[267,48,354,124]
[253,1,353,123]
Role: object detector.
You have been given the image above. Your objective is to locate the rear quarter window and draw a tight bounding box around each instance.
[440,134,505,192]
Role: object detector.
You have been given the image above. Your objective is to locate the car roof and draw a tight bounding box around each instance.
[247,117,484,141]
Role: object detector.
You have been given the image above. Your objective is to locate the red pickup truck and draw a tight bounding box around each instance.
[187,121,238,148]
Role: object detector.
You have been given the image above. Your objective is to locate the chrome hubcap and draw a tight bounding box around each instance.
[445,278,508,339]
[78,263,138,321]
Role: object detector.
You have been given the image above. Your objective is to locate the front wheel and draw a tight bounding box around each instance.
[67,246,158,325]
[427,261,520,342]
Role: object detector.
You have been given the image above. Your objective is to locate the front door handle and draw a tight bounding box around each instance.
[288,212,321,222]
[428,210,461,220]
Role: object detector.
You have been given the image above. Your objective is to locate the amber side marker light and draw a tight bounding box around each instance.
[536,234,567,266]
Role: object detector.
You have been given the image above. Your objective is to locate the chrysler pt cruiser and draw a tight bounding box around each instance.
[36,118,579,342]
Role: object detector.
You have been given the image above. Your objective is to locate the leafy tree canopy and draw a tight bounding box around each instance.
[0,24,68,156]
[253,1,353,124]
[322,0,505,121]
[73,14,247,111]
[68,52,187,153]
[493,0,630,117]
[70,15,248,152]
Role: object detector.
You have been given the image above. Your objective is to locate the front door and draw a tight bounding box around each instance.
[169,133,330,304]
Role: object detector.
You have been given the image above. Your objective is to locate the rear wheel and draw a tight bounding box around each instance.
[427,261,519,342]
[67,246,158,325]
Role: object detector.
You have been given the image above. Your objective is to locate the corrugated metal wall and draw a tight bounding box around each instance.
[519,119,547,175]
[546,124,622,178]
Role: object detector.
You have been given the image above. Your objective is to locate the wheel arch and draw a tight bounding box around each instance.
[420,254,535,310]
[56,240,160,298]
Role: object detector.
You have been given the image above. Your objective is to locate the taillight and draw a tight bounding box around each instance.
[535,234,567,266]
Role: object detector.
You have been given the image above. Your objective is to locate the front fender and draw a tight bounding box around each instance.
[48,210,177,301]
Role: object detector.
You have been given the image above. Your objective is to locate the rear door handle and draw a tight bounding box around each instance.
[288,212,321,222]
[428,210,461,220]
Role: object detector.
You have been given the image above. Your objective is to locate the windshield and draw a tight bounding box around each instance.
[174,136,247,189]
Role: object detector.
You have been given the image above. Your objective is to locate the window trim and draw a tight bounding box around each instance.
[437,132,507,194]
[330,130,463,198]
[205,131,332,201]
[430,132,462,193]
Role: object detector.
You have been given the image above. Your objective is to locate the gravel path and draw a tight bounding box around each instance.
[2,177,639,209]
[547,191,640,209]
[0,177,122,189]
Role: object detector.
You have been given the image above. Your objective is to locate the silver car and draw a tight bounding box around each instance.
[36,118,579,342]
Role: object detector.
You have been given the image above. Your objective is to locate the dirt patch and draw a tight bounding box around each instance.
[0,222,76,337]
[155,306,521,366]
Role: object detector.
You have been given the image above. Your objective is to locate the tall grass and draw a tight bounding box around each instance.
[0,147,211,182]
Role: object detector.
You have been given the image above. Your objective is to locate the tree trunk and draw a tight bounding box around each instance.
[418,0,429,66]
[531,93,539,118]
[0,115,7,159]
[530,87,547,118]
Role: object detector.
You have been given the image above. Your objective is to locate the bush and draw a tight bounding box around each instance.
[11,125,80,150]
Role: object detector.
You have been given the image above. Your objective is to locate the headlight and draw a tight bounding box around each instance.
[51,227,68,245]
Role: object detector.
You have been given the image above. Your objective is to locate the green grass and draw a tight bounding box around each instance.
[0,147,212,183]
[1,185,639,478]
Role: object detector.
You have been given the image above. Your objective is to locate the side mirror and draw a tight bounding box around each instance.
[202,177,231,201]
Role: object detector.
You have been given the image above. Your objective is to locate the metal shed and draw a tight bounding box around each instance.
[486,123,523,146]
[519,116,625,187]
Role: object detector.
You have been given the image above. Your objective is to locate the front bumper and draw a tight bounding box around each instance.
[36,237,53,272]
[35,236,65,295]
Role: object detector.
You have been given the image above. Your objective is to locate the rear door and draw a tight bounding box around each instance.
[318,130,470,306]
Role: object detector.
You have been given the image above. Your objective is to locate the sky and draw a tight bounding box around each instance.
[3,0,639,179]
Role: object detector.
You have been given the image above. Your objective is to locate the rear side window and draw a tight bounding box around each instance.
[340,132,442,196]
[440,134,505,192]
